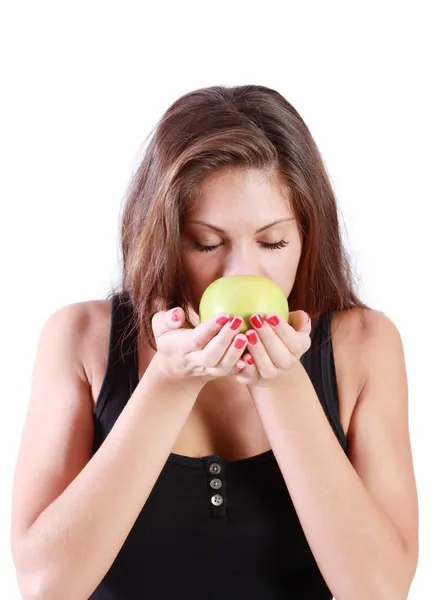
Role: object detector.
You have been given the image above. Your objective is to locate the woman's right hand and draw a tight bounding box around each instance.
[150,306,248,384]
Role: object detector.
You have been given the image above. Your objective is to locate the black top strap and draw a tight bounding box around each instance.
[303,310,348,451]
[94,292,138,419]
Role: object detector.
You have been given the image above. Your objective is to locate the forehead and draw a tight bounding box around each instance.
[189,166,293,215]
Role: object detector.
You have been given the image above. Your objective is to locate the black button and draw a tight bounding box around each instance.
[209,462,221,475]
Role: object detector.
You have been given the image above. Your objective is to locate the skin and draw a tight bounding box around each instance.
[181,165,302,323]
[180,165,309,386]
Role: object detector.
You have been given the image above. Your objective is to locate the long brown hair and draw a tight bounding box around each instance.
[108,84,371,351]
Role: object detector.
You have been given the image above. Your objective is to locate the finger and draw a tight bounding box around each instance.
[262,312,310,356]
[235,350,254,370]
[234,352,258,384]
[217,333,248,371]
[153,309,232,355]
[192,316,245,367]
[288,310,312,333]
[245,326,278,377]
[190,313,236,352]
[243,352,255,367]
[151,307,186,338]
[249,314,291,367]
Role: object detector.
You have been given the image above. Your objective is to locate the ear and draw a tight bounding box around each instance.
[288,310,311,333]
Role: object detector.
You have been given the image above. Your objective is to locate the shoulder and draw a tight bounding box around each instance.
[330,305,376,337]
[44,298,112,336]
[41,299,113,384]
[330,307,400,409]
[352,308,406,380]
[358,309,408,404]
[332,306,406,405]
[330,307,374,394]
[331,305,398,354]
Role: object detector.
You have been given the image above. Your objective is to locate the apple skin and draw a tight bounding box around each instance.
[198,275,289,333]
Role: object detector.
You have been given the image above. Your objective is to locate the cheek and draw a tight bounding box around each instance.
[182,252,215,303]
[183,251,215,280]
[273,251,300,297]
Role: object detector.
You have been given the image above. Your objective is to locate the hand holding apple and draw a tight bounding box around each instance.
[150,305,249,385]
[197,273,311,388]
[235,309,312,388]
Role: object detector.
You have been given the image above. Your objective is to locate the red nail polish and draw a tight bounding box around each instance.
[251,314,264,328]
[171,309,180,322]
[230,316,243,330]
[216,315,230,326]
[266,314,279,327]
[246,356,255,365]
[246,331,258,345]
[234,337,246,349]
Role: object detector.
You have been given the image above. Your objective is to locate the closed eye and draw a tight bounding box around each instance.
[192,240,289,252]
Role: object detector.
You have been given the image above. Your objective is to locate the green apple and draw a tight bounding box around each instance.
[198,275,289,333]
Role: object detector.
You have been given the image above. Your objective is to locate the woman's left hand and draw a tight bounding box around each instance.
[235,310,312,388]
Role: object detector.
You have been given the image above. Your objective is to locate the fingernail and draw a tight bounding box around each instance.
[234,337,247,349]
[266,314,279,327]
[251,314,264,329]
[246,355,255,365]
[230,316,243,330]
[246,331,258,345]
[171,309,180,322]
[216,315,230,326]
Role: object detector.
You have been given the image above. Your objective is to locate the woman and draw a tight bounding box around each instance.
[11,85,418,599]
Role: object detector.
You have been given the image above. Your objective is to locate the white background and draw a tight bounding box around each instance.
[1,1,442,598]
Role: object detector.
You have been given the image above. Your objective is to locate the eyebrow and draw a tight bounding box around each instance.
[188,217,295,235]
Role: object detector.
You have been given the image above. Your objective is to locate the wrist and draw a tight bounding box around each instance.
[145,353,206,393]
[248,360,304,393]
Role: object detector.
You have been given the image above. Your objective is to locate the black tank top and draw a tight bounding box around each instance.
[89,292,348,599]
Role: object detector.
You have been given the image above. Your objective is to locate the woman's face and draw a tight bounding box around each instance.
[181,167,303,320]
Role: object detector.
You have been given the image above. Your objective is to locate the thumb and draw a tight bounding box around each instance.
[151,307,185,338]
[288,310,311,333]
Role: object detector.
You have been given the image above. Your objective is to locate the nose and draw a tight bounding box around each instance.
[222,247,262,278]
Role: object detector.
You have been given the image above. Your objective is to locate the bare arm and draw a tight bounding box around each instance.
[10,304,204,600]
